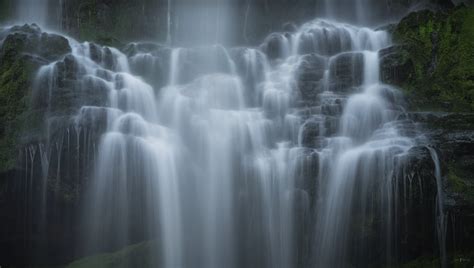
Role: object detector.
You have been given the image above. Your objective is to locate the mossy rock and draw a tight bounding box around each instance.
[67,241,160,268]
[380,45,416,86]
[448,159,474,204]
[392,5,474,112]
[0,24,72,172]
[1,24,71,62]
[0,55,37,172]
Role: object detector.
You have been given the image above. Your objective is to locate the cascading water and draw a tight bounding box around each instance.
[319,0,418,25]
[70,18,440,267]
[8,1,450,267]
[170,0,236,45]
[16,0,49,26]
[428,147,448,268]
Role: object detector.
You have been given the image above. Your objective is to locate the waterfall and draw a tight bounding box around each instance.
[15,0,65,29]
[320,0,405,25]
[16,0,49,26]
[67,17,420,266]
[171,0,236,45]
[166,0,172,45]
[428,147,447,268]
[9,1,450,267]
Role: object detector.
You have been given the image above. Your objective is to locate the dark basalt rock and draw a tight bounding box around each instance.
[329,52,364,92]
[300,120,322,148]
[1,24,70,62]
[379,45,415,86]
[297,53,327,104]
[89,43,121,71]
[409,112,474,255]
[123,42,164,57]
[261,33,291,60]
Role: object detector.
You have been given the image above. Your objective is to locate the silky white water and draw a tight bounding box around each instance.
[16,0,49,26]
[79,19,408,267]
[19,2,448,267]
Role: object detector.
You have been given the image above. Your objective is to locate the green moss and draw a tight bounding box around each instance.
[0,55,35,172]
[447,162,474,203]
[398,252,474,268]
[0,27,73,173]
[0,0,13,23]
[393,6,474,112]
[73,0,132,48]
[67,241,159,268]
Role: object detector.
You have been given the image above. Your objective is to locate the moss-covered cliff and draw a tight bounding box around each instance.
[0,42,34,172]
[0,25,71,172]
[386,5,474,111]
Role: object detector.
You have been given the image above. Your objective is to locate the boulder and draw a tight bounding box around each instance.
[329,52,364,92]
[297,53,327,104]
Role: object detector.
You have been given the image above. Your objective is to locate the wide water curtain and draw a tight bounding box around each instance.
[82,18,419,267]
[17,0,49,26]
[170,0,237,45]
[8,0,450,267]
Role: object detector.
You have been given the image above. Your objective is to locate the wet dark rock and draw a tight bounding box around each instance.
[38,33,71,61]
[297,54,327,104]
[300,120,322,147]
[324,116,339,136]
[89,43,120,71]
[409,112,474,255]
[298,54,327,81]
[102,47,116,70]
[0,24,70,62]
[321,102,343,116]
[297,27,353,56]
[89,42,103,63]
[379,45,415,86]
[329,52,364,92]
[0,24,71,173]
[123,42,163,57]
[261,33,289,60]
[56,55,81,81]
[282,22,298,33]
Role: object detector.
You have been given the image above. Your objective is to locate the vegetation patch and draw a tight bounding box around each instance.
[392,5,474,112]
[67,241,159,268]
[0,55,35,172]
